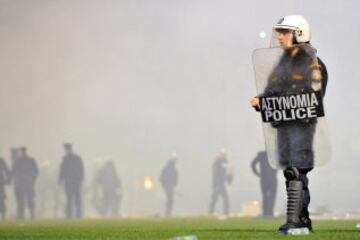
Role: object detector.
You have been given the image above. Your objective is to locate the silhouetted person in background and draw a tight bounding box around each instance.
[59,143,84,219]
[209,149,233,216]
[0,157,10,220]
[95,160,122,217]
[159,153,178,217]
[12,147,38,219]
[251,151,277,217]
[37,160,57,218]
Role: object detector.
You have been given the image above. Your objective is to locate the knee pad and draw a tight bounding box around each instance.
[284,167,300,181]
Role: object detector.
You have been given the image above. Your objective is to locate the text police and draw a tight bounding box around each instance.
[260,92,324,122]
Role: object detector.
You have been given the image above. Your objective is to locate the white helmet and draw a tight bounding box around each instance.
[169,152,177,160]
[216,148,227,159]
[273,15,311,43]
[219,148,226,155]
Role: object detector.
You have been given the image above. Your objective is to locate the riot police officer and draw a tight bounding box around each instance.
[209,149,233,216]
[12,147,38,219]
[159,153,178,217]
[59,143,84,219]
[250,15,328,232]
[95,160,122,217]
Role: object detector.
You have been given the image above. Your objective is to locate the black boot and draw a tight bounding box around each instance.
[278,221,307,231]
[300,210,313,232]
[278,180,306,231]
[279,168,310,233]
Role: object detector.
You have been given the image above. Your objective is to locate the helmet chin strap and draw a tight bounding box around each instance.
[285,41,293,49]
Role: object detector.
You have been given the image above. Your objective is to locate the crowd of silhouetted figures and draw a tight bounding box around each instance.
[0,144,277,220]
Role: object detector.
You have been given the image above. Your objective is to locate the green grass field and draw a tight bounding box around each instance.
[0,218,358,240]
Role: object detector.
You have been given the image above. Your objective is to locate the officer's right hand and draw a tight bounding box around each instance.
[250,97,260,109]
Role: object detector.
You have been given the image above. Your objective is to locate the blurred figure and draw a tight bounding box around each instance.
[12,147,39,219]
[36,160,57,218]
[209,149,233,216]
[59,143,84,219]
[159,153,178,217]
[95,160,122,217]
[251,151,278,217]
[0,157,10,220]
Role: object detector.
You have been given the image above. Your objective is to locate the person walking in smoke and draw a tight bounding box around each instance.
[95,159,122,217]
[159,152,178,217]
[250,15,329,233]
[59,143,84,219]
[251,151,277,217]
[37,160,57,218]
[12,147,39,219]
[209,149,233,216]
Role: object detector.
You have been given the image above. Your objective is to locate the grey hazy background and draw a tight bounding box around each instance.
[0,0,359,217]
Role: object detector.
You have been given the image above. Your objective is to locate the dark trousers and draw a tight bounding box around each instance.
[15,186,35,219]
[277,123,315,218]
[101,191,119,217]
[209,187,229,215]
[164,189,174,217]
[65,187,82,219]
[278,123,316,169]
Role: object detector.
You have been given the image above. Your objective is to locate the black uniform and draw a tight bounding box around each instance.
[263,44,327,169]
[96,161,122,217]
[0,158,10,219]
[12,150,38,219]
[159,160,178,217]
[59,151,84,219]
[209,158,233,216]
[261,44,328,224]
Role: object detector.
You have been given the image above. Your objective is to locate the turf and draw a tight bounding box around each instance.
[0,217,358,240]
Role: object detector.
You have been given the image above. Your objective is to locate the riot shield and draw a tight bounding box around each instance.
[252,44,331,170]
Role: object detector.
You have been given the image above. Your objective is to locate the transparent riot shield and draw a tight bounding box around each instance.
[252,44,331,170]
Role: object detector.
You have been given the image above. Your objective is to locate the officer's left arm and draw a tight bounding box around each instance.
[317,57,328,97]
[304,58,323,92]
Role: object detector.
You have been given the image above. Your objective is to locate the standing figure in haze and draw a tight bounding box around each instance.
[0,157,10,220]
[159,153,178,217]
[12,147,39,219]
[59,143,84,219]
[36,160,57,218]
[250,15,328,232]
[209,149,233,216]
[251,151,277,217]
[95,160,122,217]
